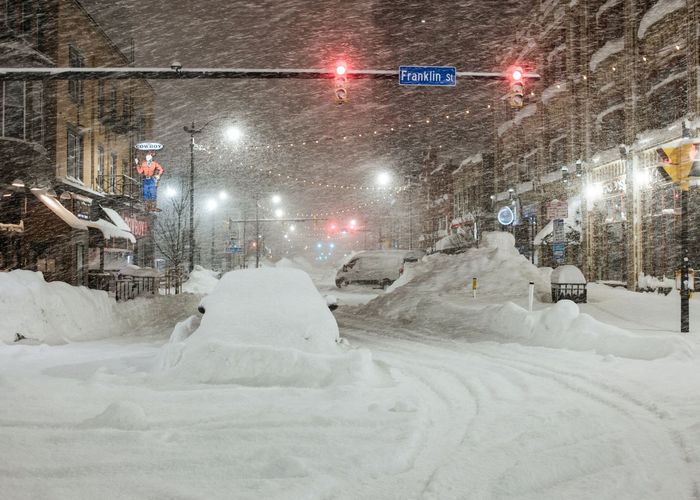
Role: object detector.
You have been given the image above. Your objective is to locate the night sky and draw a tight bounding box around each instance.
[84,0,531,221]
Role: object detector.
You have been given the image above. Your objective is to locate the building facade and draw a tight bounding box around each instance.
[440,0,700,290]
[1,0,157,285]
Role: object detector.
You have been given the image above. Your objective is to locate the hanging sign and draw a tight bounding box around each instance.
[552,218,566,243]
[497,206,515,226]
[135,142,163,151]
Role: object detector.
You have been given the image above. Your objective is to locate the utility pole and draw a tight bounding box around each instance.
[183,121,197,272]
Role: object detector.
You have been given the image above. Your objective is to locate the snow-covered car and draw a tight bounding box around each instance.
[195,267,339,349]
[335,249,425,289]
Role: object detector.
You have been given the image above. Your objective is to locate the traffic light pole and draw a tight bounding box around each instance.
[0,67,540,81]
[681,184,690,333]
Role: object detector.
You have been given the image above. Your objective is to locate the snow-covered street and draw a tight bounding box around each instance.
[3,244,700,499]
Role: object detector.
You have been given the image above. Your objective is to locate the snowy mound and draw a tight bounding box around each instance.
[474,300,691,360]
[182,265,220,294]
[159,268,378,386]
[362,231,551,322]
[0,270,120,344]
[0,270,201,344]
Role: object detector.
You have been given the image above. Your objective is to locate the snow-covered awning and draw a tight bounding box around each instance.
[101,207,133,233]
[33,191,135,243]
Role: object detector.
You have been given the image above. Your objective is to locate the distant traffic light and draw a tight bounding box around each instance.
[509,67,525,108]
[334,62,348,104]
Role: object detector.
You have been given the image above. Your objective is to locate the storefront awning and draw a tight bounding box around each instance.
[33,191,135,243]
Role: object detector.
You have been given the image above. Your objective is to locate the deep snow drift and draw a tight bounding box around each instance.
[359,232,691,360]
[181,265,220,294]
[0,270,198,344]
[159,268,379,387]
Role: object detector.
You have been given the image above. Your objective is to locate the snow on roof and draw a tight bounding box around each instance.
[596,102,625,127]
[596,0,622,21]
[453,152,484,175]
[589,37,624,71]
[638,0,685,39]
[87,219,136,244]
[497,104,538,137]
[542,82,567,104]
[101,206,132,233]
[33,191,88,230]
[646,71,685,96]
[33,191,135,243]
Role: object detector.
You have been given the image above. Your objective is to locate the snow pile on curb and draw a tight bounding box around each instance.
[0,270,201,344]
[182,265,220,294]
[159,268,381,387]
[473,300,692,360]
[364,232,551,322]
[0,270,121,344]
[358,232,690,360]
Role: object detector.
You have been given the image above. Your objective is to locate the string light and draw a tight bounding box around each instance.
[233,162,409,193]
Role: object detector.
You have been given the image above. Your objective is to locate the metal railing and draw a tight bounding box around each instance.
[88,272,157,301]
[95,173,140,199]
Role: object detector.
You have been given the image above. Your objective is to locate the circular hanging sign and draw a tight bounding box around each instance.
[497,206,515,226]
[135,142,163,151]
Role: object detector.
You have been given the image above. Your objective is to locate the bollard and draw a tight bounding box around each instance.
[528,281,534,312]
[472,277,477,299]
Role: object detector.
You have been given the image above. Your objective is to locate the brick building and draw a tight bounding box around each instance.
[0,0,157,285]
[451,0,700,290]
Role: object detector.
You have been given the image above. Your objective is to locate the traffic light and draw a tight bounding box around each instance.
[509,67,524,108]
[334,62,348,104]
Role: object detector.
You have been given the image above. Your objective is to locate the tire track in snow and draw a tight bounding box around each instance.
[337,313,698,498]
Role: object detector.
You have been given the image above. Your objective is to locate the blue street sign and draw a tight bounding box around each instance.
[552,243,566,263]
[497,206,515,226]
[399,66,456,86]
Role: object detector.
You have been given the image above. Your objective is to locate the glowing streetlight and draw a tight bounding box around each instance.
[274,208,285,218]
[376,171,391,187]
[289,224,296,232]
[165,186,178,198]
[206,198,218,212]
[218,190,229,200]
[271,194,282,205]
[223,126,243,142]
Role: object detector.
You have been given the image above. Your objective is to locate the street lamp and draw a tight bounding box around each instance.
[183,118,243,272]
[376,171,391,187]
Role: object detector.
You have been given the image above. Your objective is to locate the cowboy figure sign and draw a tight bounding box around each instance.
[135,142,165,212]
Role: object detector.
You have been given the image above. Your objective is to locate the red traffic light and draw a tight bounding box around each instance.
[512,68,523,81]
[335,63,347,76]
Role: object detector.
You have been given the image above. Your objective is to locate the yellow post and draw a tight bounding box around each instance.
[472,277,477,298]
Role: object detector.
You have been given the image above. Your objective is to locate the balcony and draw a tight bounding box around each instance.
[95,174,140,199]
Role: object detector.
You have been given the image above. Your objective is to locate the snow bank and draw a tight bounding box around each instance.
[361,232,551,322]
[472,300,691,360]
[159,268,379,387]
[0,270,121,344]
[182,265,220,294]
[0,270,200,344]
[358,232,689,360]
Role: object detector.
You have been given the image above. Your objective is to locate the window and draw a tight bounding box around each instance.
[66,126,83,179]
[97,80,105,118]
[109,82,118,120]
[97,145,105,190]
[36,0,47,50]
[3,81,25,139]
[29,82,43,144]
[109,153,117,192]
[122,91,130,120]
[20,0,32,35]
[68,46,84,104]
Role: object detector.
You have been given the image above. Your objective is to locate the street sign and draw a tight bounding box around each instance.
[135,142,163,151]
[552,219,566,243]
[552,242,566,263]
[656,142,700,190]
[226,244,242,254]
[399,66,456,86]
[546,199,568,220]
[522,203,537,219]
